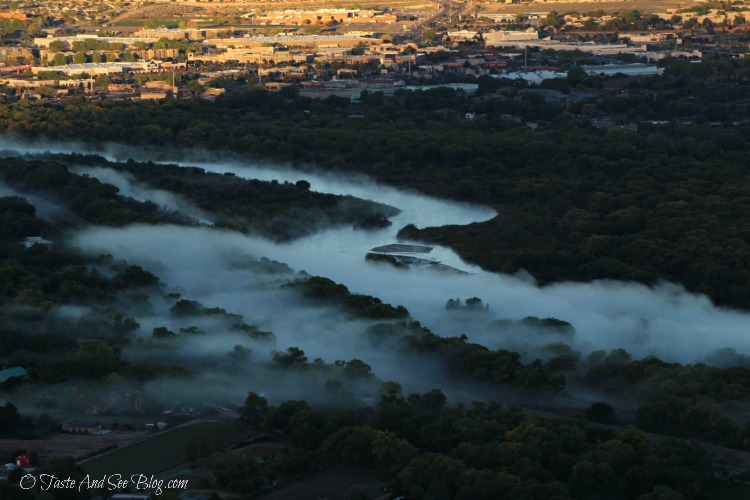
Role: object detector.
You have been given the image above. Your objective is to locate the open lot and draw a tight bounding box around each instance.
[0,430,149,466]
[172,0,688,15]
[475,0,689,15]
[0,437,112,464]
[81,420,252,479]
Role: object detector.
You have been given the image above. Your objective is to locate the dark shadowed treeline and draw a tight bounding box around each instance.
[227,388,712,499]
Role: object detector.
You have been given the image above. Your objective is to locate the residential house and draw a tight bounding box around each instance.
[61,420,102,434]
[0,47,33,64]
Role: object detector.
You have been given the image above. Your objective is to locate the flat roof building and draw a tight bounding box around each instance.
[205,35,381,49]
[484,29,540,46]
[30,60,174,76]
[582,64,663,77]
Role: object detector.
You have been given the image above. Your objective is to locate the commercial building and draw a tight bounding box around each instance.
[582,64,664,77]
[205,35,381,50]
[29,60,179,76]
[484,29,540,46]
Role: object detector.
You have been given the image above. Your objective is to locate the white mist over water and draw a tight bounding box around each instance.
[69,224,750,365]
[0,136,494,271]
[188,157,497,273]
[4,137,750,365]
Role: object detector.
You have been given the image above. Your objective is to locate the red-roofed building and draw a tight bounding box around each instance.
[15,454,31,467]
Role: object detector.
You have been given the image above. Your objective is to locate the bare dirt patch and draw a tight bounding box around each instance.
[480,0,690,15]
[0,430,147,465]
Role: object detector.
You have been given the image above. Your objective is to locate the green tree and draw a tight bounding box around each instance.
[542,11,563,29]
[289,409,339,449]
[398,454,466,499]
[271,346,307,366]
[265,400,310,434]
[152,326,176,338]
[72,339,113,359]
[52,53,67,66]
[585,402,615,424]
[72,52,87,64]
[568,461,615,499]
[186,79,204,96]
[371,430,419,474]
[322,426,380,467]
[239,392,268,427]
[341,359,373,379]
[638,485,686,499]
[49,40,66,53]
[95,74,112,88]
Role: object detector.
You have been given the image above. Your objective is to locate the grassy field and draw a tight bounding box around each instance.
[82,420,253,479]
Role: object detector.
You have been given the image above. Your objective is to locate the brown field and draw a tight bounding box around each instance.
[106,0,692,33]
[175,0,688,15]
[178,0,435,8]
[0,430,147,465]
[0,438,113,463]
[480,0,691,15]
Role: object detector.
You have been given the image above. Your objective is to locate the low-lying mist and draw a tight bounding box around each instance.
[4,135,750,408]
[68,223,750,368]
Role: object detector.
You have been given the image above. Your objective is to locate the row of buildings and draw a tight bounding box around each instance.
[20,26,705,67]
[0,22,707,102]
[251,8,398,26]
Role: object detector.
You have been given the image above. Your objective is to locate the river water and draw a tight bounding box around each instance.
[4,137,750,365]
